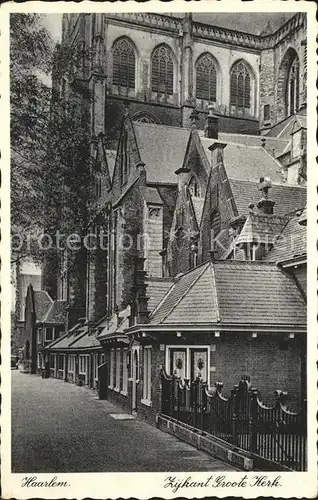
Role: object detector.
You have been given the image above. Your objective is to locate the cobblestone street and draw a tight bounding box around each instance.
[11,371,235,473]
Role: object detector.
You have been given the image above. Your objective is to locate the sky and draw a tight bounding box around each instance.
[42,12,294,42]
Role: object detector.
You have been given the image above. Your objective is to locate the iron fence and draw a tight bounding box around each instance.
[161,370,307,471]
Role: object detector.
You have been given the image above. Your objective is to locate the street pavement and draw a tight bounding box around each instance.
[11,370,236,472]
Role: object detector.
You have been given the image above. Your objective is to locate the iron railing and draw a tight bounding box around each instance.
[161,370,307,471]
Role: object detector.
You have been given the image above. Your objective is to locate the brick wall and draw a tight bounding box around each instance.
[215,333,303,404]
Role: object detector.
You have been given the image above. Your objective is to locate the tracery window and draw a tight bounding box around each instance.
[287,56,300,115]
[112,38,136,93]
[196,53,217,102]
[230,61,252,112]
[151,45,174,97]
[189,176,201,198]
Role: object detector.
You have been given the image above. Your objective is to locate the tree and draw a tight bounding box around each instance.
[10,13,54,264]
[10,14,96,269]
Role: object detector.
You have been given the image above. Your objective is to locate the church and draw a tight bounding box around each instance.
[31,12,307,424]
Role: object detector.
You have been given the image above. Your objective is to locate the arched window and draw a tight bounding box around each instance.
[151,44,174,97]
[287,56,300,115]
[132,111,161,124]
[196,53,217,102]
[189,176,201,198]
[112,38,135,93]
[230,61,252,112]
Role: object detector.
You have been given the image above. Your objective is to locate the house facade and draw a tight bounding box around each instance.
[38,13,307,424]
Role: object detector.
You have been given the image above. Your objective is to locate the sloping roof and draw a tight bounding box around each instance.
[229,179,306,216]
[150,264,208,324]
[133,122,190,184]
[70,331,101,349]
[265,114,307,138]
[146,278,174,313]
[218,132,289,159]
[48,324,89,350]
[150,260,306,327]
[33,291,53,322]
[139,186,163,205]
[264,213,307,262]
[236,214,288,245]
[42,300,67,324]
[200,136,285,183]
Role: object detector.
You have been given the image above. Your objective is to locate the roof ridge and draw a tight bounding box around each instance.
[159,263,210,323]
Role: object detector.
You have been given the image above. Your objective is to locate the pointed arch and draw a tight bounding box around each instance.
[112,37,136,93]
[277,48,300,120]
[132,111,161,124]
[188,174,201,198]
[230,59,254,114]
[151,44,174,97]
[195,52,219,103]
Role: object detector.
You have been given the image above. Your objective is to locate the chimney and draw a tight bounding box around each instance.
[136,161,147,186]
[205,104,218,139]
[256,177,275,215]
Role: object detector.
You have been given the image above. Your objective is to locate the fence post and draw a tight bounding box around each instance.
[231,387,238,446]
[176,380,180,421]
[249,388,258,454]
[169,376,174,417]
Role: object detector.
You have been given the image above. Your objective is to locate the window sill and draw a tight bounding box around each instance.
[141,398,152,407]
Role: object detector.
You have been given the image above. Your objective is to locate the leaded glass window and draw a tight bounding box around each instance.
[112,38,135,92]
[230,61,252,111]
[196,53,217,102]
[151,45,174,96]
[287,57,300,115]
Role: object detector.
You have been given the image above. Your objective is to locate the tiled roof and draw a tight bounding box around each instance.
[265,114,306,138]
[200,136,286,183]
[33,291,53,323]
[264,212,307,262]
[236,214,288,245]
[133,122,190,184]
[150,260,306,327]
[48,325,89,350]
[218,132,290,159]
[146,278,174,313]
[42,300,67,324]
[150,264,216,324]
[70,331,101,350]
[229,179,306,216]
